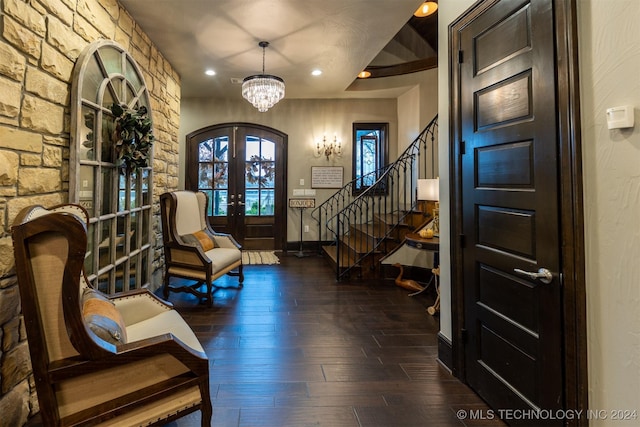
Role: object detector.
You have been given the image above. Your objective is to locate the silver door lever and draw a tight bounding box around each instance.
[513,268,553,284]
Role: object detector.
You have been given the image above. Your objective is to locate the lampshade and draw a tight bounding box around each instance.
[242,41,285,112]
[417,178,439,201]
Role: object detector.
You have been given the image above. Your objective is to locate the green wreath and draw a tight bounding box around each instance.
[111,104,154,173]
[245,155,275,186]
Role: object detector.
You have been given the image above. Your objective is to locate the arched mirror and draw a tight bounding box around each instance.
[70,40,154,294]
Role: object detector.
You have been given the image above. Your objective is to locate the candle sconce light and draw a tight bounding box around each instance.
[315,135,342,161]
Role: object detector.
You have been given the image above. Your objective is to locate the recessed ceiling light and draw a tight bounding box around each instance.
[205,69,216,76]
[414,1,438,17]
[357,70,372,79]
[311,69,322,76]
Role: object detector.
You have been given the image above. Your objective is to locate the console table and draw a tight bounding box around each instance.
[404,233,440,315]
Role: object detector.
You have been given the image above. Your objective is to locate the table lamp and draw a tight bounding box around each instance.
[417,178,439,236]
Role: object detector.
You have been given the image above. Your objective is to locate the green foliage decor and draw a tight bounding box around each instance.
[111,103,154,173]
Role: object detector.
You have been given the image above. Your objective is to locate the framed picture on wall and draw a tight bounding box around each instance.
[311,166,343,188]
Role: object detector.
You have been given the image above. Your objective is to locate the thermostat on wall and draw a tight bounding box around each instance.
[606,105,634,129]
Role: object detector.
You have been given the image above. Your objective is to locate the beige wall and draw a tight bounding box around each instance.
[398,85,422,152]
[418,68,440,157]
[397,68,439,172]
[0,0,180,424]
[578,0,640,423]
[439,0,640,423]
[437,0,476,345]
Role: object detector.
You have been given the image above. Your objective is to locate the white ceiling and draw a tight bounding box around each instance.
[118,0,426,100]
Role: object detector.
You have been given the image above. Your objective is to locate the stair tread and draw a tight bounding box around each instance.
[340,234,381,255]
[322,245,361,268]
[350,223,390,240]
[377,212,432,228]
[375,213,412,226]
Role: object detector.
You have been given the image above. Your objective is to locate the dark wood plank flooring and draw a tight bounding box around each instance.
[164,254,505,427]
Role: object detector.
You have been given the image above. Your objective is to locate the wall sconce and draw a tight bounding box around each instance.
[417,178,439,235]
[315,135,342,161]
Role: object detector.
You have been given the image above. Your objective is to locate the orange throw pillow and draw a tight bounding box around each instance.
[82,288,127,345]
[181,229,216,252]
[192,230,215,251]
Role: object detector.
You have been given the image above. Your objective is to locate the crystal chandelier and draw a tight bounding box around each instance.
[242,41,285,112]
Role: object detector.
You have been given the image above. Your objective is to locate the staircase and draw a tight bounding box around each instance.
[311,115,438,280]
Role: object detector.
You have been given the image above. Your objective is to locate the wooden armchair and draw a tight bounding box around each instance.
[11,204,212,427]
[160,190,243,307]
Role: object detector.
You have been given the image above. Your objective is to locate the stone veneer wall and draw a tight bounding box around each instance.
[0,0,180,425]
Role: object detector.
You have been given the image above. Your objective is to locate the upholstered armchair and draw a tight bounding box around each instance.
[160,190,243,307]
[11,204,212,426]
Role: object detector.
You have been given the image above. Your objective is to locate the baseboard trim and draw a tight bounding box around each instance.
[437,331,453,373]
[285,240,332,253]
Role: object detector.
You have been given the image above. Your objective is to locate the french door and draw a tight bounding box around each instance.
[186,124,287,250]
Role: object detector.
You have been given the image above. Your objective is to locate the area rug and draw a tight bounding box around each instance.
[242,251,280,265]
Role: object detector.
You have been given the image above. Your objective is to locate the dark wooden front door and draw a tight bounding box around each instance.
[454,0,564,422]
[186,124,287,250]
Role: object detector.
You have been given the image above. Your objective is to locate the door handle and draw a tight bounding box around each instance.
[513,268,553,284]
[227,201,235,207]
[237,201,245,206]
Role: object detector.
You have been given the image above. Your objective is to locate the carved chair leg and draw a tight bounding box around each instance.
[200,379,213,427]
[228,265,244,287]
[200,401,212,427]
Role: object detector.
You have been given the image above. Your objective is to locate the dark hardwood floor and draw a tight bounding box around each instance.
[164,253,505,427]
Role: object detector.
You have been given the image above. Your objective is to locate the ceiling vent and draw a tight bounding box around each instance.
[230,77,243,85]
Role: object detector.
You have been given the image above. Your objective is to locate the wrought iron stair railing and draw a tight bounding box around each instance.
[311,115,438,280]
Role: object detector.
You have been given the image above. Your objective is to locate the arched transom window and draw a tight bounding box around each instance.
[70,40,153,294]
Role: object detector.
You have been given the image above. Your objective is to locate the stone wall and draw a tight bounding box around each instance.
[0,0,180,425]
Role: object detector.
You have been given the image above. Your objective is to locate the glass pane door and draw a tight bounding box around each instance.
[187,124,287,250]
[198,136,230,217]
[244,136,275,216]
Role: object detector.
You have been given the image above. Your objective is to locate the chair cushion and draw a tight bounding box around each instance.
[181,229,216,251]
[82,288,128,345]
[125,309,205,353]
[205,247,242,271]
